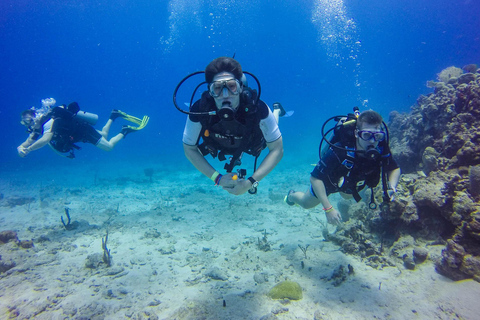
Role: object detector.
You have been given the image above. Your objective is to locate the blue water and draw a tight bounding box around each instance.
[1,0,479,169]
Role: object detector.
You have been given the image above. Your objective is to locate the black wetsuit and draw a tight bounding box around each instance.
[188,91,270,169]
[33,106,102,156]
[311,140,399,199]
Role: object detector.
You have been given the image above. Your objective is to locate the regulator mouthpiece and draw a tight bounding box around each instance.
[365,145,380,160]
[217,101,235,121]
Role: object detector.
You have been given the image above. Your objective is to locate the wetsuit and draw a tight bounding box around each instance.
[183,92,281,165]
[310,140,399,199]
[31,107,102,156]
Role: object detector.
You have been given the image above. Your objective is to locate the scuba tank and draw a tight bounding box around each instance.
[64,102,98,125]
[74,111,98,125]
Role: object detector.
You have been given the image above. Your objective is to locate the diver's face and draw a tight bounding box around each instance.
[20,114,35,128]
[211,72,242,109]
[355,124,384,151]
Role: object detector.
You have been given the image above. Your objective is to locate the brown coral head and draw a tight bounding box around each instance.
[0,230,18,244]
[462,64,478,73]
[18,240,34,249]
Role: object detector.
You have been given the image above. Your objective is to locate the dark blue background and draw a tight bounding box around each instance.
[1,0,479,170]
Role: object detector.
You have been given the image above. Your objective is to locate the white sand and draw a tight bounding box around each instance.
[1,162,479,319]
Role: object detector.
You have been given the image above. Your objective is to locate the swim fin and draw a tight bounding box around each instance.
[121,115,149,131]
[110,109,144,125]
[273,102,294,118]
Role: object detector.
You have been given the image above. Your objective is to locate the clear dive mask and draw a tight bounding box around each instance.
[20,116,35,127]
[208,79,241,98]
[357,130,386,142]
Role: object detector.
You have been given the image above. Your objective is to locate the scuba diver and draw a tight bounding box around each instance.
[284,108,401,225]
[17,98,149,159]
[176,57,285,195]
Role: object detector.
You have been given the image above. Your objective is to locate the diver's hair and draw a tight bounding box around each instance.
[205,57,243,83]
[357,110,383,129]
[21,109,35,117]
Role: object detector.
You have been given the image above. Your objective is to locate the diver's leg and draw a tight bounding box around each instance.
[95,133,124,151]
[288,188,321,209]
[99,119,114,139]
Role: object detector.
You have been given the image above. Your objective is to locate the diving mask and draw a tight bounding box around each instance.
[357,130,385,142]
[209,79,241,98]
[20,116,35,127]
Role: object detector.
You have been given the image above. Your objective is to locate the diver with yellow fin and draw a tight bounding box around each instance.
[17,98,149,159]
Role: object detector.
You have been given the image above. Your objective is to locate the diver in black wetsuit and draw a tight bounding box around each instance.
[17,99,148,159]
[181,57,284,195]
[284,110,401,225]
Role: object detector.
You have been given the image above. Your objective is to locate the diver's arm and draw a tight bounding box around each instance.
[183,143,217,179]
[19,133,37,148]
[311,176,342,225]
[226,137,284,196]
[388,167,401,191]
[183,118,217,180]
[250,137,283,182]
[18,132,52,157]
[311,177,331,209]
[250,107,283,181]
[183,143,236,187]
[22,132,53,155]
[17,135,35,157]
[386,167,402,201]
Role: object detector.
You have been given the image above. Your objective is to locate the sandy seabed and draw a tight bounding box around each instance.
[1,162,479,320]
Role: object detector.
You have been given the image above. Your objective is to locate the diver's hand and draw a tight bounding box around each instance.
[217,173,236,189]
[387,187,396,202]
[17,146,29,157]
[325,208,342,225]
[223,178,251,196]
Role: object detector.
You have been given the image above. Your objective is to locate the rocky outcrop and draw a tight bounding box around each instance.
[389,66,480,173]
[390,66,480,280]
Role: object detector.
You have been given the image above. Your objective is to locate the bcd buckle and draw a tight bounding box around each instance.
[341,159,354,169]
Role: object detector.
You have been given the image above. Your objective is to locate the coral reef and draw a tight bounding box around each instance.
[61,207,79,231]
[102,231,112,267]
[387,64,480,281]
[0,230,18,244]
[436,66,463,83]
[329,65,480,281]
[257,229,271,252]
[328,264,355,286]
